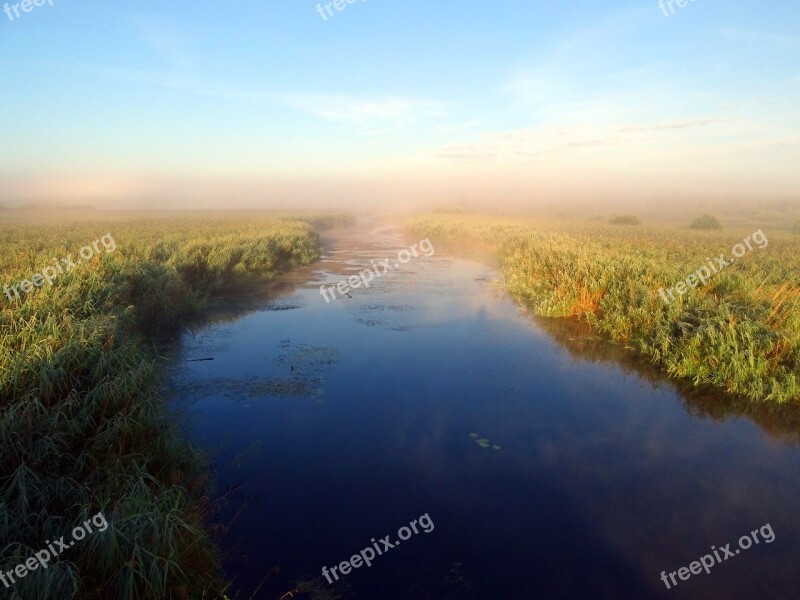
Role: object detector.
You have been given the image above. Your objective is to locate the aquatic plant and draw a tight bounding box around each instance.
[470,433,501,450]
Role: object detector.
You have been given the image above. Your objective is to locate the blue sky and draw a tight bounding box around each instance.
[1,0,798,208]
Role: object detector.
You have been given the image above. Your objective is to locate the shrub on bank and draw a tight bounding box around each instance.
[609,215,642,226]
[690,214,723,230]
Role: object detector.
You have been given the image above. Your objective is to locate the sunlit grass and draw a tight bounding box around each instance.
[0,213,350,598]
[407,214,800,403]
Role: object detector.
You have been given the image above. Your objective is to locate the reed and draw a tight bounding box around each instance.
[406,215,800,403]
[0,213,343,598]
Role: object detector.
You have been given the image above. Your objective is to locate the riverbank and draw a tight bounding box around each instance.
[405,215,800,403]
[0,212,351,598]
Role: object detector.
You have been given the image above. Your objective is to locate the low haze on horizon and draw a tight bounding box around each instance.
[1,0,799,210]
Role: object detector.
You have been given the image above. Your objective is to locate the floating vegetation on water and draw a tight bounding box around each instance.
[262,303,303,312]
[170,342,339,401]
[249,376,324,398]
[352,316,418,332]
[354,317,385,328]
[356,303,415,312]
[470,433,502,450]
[274,343,341,371]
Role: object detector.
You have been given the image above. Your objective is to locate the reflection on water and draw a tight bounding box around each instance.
[165,220,800,600]
[535,316,800,445]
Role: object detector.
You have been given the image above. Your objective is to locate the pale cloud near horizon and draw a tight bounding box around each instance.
[438,118,734,162]
[281,94,449,124]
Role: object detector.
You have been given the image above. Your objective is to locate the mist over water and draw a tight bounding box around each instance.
[166,220,800,599]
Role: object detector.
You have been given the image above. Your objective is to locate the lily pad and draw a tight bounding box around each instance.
[492,445,502,451]
[469,433,480,439]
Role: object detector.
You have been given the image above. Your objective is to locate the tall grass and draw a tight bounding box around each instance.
[0,214,338,598]
[406,215,800,403]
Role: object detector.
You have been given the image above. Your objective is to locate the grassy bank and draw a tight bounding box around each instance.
[406,215,800,403]
[0,213,347,598]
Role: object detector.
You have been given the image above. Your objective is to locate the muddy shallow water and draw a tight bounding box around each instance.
[165,220,800,600]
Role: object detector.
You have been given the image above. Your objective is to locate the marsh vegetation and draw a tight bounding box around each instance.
[0,212,350,599]
[406,214,800,403]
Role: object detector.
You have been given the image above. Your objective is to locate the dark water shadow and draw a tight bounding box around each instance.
[532,316,800,445]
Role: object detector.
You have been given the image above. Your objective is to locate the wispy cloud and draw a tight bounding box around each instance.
[439,118,731,162]
[128,16,195,68]
[76,62,449,133]
[719,29,800,47]
[279,94,449,124]
[618,118,731,133]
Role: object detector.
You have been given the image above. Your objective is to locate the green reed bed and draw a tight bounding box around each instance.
[406,215,800,403]
[0,214,337,599]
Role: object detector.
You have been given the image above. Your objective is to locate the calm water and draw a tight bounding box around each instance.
[165,221,800,600]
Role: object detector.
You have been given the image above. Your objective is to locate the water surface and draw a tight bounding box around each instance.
[166,221,800,600]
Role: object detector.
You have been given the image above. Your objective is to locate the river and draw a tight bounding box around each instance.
[165,220,800,600]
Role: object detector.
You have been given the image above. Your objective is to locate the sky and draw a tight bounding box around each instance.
[1,0,799,210]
